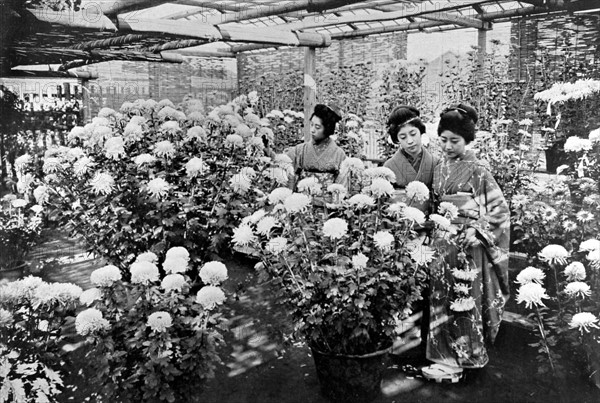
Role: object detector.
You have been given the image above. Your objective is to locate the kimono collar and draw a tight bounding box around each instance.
[312,136,333,148]
[446,149,477,163]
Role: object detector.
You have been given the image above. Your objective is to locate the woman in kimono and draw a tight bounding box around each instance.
[286,104,347,190]
[383,105,439,212]
[422,104,510,382]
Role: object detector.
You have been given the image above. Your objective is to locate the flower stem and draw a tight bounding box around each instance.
[534,305,556,376]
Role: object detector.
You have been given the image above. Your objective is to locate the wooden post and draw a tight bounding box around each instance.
[477,28,487,81]
[303,47,316,142]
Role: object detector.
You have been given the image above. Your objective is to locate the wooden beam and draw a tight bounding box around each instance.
[166,1,255,19]
[303,47,316,142]
[165,49,236,58]
[27,8,117,31]
[419,12,492,30]
[81,0,173,16]
[69,34,149,51]
[144,39,207,53]
[476,28,487,80]
[8,69,99,79]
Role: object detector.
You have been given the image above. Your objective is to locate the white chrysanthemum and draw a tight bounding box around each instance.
[368,177,394,198]
[90,172,115,195]
[11,199,27,208]
[570,312,600,333]
[199,261,228,286]
[134,153,157,167]
[564,281,591,298]
[154,140,176,159]
[185,157,207,178]
[33,186,48,204]
[239,167,257,180]
[538,244,570,265]
[406,181,430,202]
[327,184,347,197]
[364,167,395,181]
[130,261,160,284]
[373,231,394,250]
[166,246,190,263]
[16,173,34,194]
[322,218,348,239]
[186,126,207,141]
[453,283,471,295]
[429,214,452,230]
[147,311,173,332]
[230,174,252,194]
[123,122,144,143]
[563,221,577,232]
[146,178,170,199]
[588,249,600,266]
[576,210,595,223]
[196,286,226,310]
[273,154,292,166]
[438,202,459,219]
[244,209,267,224]
[161,274,186,292]
[80,288,102,306]
[90,265,122,287]
[589,128,600,143]
[14,154,32,170]
[157,106,185,121]
[402,207,426,225]
[73,156,96,177]
[347,194,375,209]
[264,167,289,185]
[516,283,549,309]
[33,282,83,306]
[225,134,244,147]
[564,262,586,281]
[283,193,311,213]
[450,297,476,312]
[541,207,557,221]
[136,251,159,264]
[65,147,85,162]
[104,136,125,160]
[266,237,288,255]
[297,177,322,195]
[159,121,181,134]
[352,253,368,269]
[0,308,13,327]
[162,257,188,274]
[30,205,43,214]
[256,216,278,235]
[268,187,293,204]
[339,157,365,175]
[387,202,407,217]
[75,308,110,336]
[451,268,478,282]
[516,266,546,285]
[232,224,256,246]
[43,157,62,174]
[579,239,600,252]
[564,136,593,152]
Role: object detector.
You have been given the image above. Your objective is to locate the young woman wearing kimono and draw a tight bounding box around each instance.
[286,104,347,190]
[422,104,511,383]
[383,106,440,212]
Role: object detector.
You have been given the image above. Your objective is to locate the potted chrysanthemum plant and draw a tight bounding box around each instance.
[232,163,433,402]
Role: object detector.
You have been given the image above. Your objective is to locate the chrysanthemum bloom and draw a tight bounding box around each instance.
[80,288,102,306]
[516,282,549,309]
[347,194,375,209]
[225,134,244,147]
[564,136,592,152]
[451,268,478,282]
[34,282,83,306]
[75,308,110,336]
[587,249,600,268]
[239,167,257,180]
[364,167,396,182]
[256,216,278,235]
[30,205,43,214]
[143,99,158,111]
[232,224,256,246]
[11,199,27,208]
[322,218,348,239]
[186,157,207,178]
[157,106,186,121]
[159,121,182,135]
[273,153,293,166]
[373,231,394,250]
[73,156,96,177]
[402,206,426,225]
[0,308,13,327]
[283,193,311,213]
[199,261,228,286]
[511,194,530,207]
[162,257,188,274]
[90,172,115,195]
[134,153,157,167]
[339,157,365,175]
[450,297,476,312]
[154,140,176,159]
[352,253,368,269]
[268,188,293,206]
[136,251,159,264]
[65,147,84,162]
[146,178,170,199]
[542,207,557,221]
[104,136,125,160]
[244,209,267,224]
[406,181,430,202]
[570,312,600,333]
[453,283,471,295]
[32,185,48,204]
[297,177,323,195]
[327,184,348,197]
[387,202,407,218]
[186,126,207,142]
[266,237,288,255]
[161,274,186,292]
[90,265,122,287]
[563,221,577,232]
[579,239,600,252]
[368,177,394,198]
[438,202,459,219]
[516,266,546,285]
[147,311,173,332]
[589,128,600,143]
[123,122,143,143]
[267,109,285,119]
[196,286,226,310]
[576,210,595,223]
[538,244,569,265]
[429,214,452,231]
[42,157,61,174]
[17,173,34,194]
[165,246,190,263]
[14,153,32,170]
[264,167,289,185]
[229,174,252,194]
[130,261,160,284]
[564,262,586,281]
[564,281,591,298]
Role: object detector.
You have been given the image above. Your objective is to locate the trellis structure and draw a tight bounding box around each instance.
[1,0,599,137]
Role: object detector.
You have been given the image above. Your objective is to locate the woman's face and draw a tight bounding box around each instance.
[310,115,327,142]
[439,130,467,159]
[397,124,422,156]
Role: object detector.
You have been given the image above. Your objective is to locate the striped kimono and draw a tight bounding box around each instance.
[286,138,347,190]
[427,150,510,368]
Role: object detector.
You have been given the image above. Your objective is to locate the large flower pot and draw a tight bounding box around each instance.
[310,346,390,403]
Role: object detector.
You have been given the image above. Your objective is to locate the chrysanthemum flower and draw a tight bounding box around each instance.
[65,147,85,162]
[232,224,256,246]
[123,122,143,143]
[406,181,430,202]
[75,308,110,335]
[429,214,452,230]
[453,283,471,295]
[347,194,375,209]
[297,177,323,195]
[11,199,27,208]
[240,167,257,179]
[364,167,395,182]
[229,174,252,194]
[579,239,600,252]
[564,262,586,282]
[136,251,159,264]
[90,172,115,195]
[162,257,188,274]
[450,297,476,312]
[256,216,278,235]
[268,188,293,205]
[134,153,157,167]
[352,253,368,269]
[33,186,49,205]
[564,281,591,298]
[90,265,122,287]
[146,178,170,199]
[570,312,600,333]
[322,218,348,239]
[166,246,190,263]
[130,261,160,284]
[368,177,394,198]
[14,154,32,170]
[196,286,226,310]
[244,209,267,224]
[339,157,365,175]
[266,237,288,255]
[17,173,34,194]
[43,157,62,174]
[538,244,570,265]
[387,202,407,217]
[157,106,186,121]
[186,126,206,141]
[438,202,459,219]
[73,156,96,177]
[80,288,102,306]
[564,136,592,152]
[147,311,173,332]
[451,268,478,282]
[154,140,176,159]
[373,231,394,250]
[516,282,549,309]
[185,157,207,178]
[327,184,348,197]
[104,136,125,160]
[587,250,600,267]
[402,207,426,225]
[273,153,293,166]
[0,308,13,327]
[264,167,289,185]
[511,194,530,207]
[34,282,83,306]
[563,221,577,232]
[159,121,181,134]
[30,205,43,214]
[225,134,244,147]
[283,193,311,213]
[516,266,546,285]
[542,207,557,221]
[199,261,228,286]
[576,210,595,223]
[161,274,187,291]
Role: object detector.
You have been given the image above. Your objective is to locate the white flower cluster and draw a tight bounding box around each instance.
[199,261,228,286]
[163,246,190,274]
[563,136,593,153]
[534,79,600,104]
[147,311,173,332]
[75,308,110,336]
[90,265,122,287]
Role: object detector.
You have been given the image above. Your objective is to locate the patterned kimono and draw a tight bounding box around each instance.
[383,147,439,212]
[427,150,510,368]
[286,138,347,190]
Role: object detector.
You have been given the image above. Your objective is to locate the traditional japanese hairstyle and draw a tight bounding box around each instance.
[387,105,426,144]
[312,103,343,137]
[437,103,478,144]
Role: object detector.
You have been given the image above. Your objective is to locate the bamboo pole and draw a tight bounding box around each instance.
[303,47,316,142]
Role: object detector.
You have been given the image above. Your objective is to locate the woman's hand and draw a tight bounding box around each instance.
[463,227,480,247]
